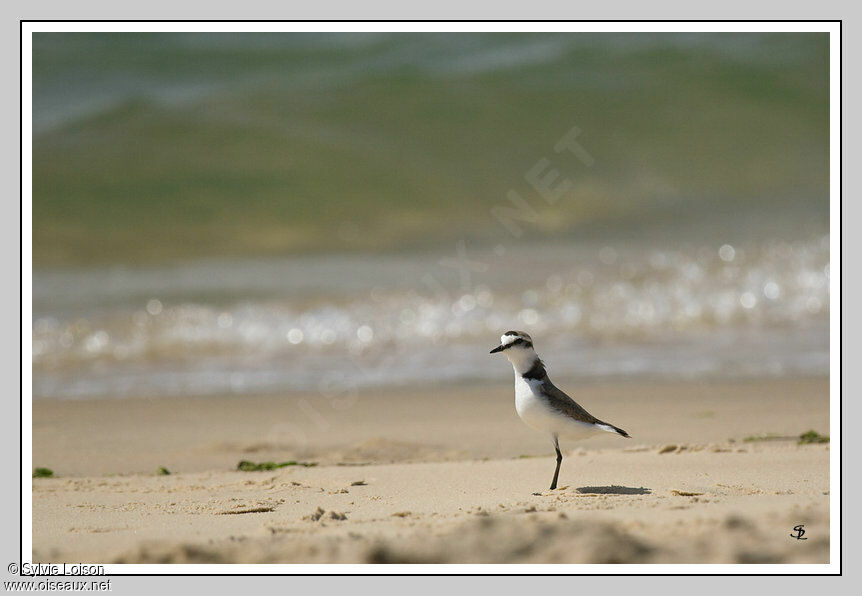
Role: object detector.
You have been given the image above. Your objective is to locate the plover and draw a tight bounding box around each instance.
[490,331,629,490]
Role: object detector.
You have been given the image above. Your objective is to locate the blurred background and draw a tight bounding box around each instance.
[31,32,830,400]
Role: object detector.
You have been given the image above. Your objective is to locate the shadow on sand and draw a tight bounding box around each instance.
[576,486,652,495]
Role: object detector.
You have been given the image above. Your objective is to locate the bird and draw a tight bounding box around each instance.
[490,330,630,491]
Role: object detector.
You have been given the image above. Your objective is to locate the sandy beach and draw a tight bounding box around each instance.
[31,376,830,564]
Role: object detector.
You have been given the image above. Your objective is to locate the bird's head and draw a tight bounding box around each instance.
[490,330,538,367]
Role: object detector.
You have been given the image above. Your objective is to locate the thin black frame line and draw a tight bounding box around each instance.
[838,18,843,576]
[18,16,23,579]
[19,19,842,23]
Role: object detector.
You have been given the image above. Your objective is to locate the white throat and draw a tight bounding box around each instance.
[505,348,541,377]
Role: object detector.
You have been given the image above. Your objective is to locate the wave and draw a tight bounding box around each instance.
[32,235,829,399]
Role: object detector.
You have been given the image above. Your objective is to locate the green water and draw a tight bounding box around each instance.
[32,33,829,265]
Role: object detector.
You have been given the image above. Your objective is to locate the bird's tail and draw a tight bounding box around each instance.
[596,421,630,438]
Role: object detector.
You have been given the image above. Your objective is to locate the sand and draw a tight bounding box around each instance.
[31,376,831,564]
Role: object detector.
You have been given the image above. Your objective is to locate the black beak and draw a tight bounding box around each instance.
[489,345,504,354]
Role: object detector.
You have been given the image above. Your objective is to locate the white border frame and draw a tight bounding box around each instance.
[21,20,841,575]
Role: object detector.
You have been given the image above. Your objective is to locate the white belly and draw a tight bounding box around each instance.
[514,376,603,442]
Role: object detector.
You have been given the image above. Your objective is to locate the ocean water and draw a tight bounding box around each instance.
[33,32,828,263]
[32,235,829,399]
[31,32,830,398]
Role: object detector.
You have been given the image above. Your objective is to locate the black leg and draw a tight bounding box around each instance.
[549,436,562,490]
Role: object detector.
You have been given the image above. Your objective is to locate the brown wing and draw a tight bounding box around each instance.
[542,381,631,437]
[541,381,600,425]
